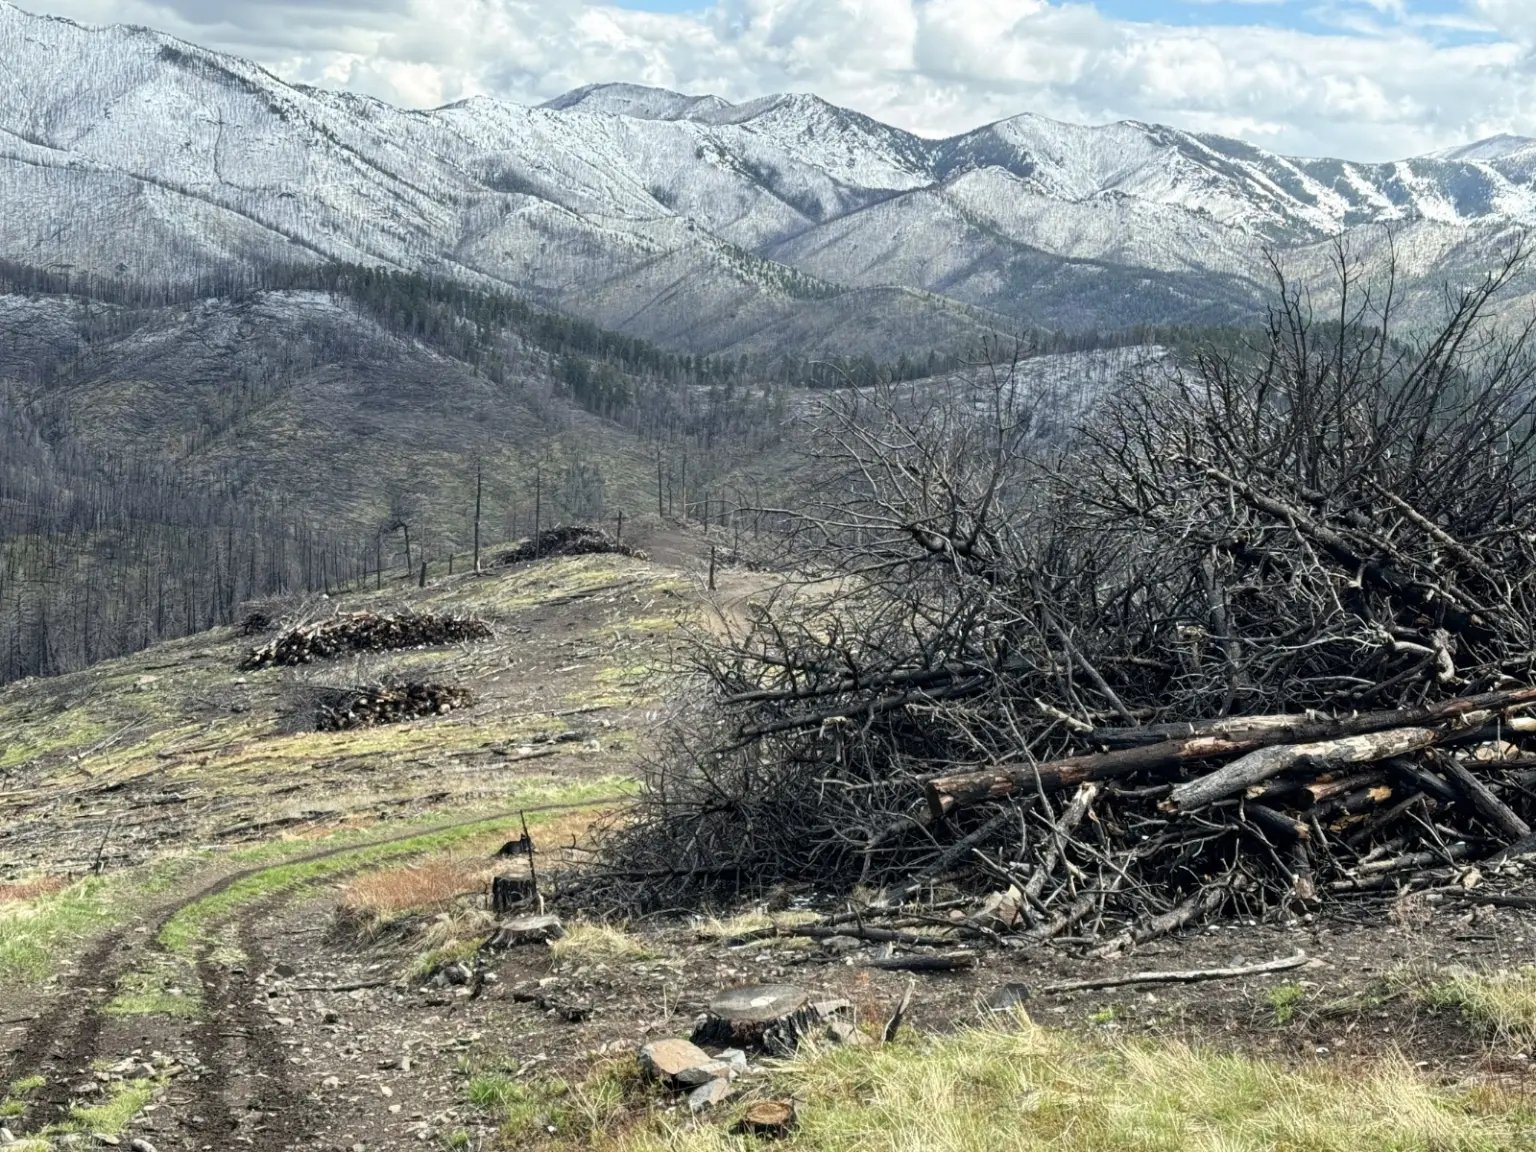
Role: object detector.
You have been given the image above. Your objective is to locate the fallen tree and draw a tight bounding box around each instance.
[585,237,1536,949]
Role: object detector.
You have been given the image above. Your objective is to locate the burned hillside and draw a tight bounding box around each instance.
[593,243,1536,952]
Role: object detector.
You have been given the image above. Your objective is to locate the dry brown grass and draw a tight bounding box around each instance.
[0,875,70,904]
[339,854,496,924]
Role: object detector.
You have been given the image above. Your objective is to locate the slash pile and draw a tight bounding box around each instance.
[310,680,473,731]
[239,611,492,670]
[587,247,1536,949]
[497,525,645,565]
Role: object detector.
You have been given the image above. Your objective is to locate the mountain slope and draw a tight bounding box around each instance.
[1,6,1532,350]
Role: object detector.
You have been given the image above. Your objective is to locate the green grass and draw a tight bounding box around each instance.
[104,965,201,1018]
[1413,967,1536,1049]
[610,1017,1536,1152]
[1088,1004,1119,1026]
[59,1076,162,1136]
[159,779,626,954]
[0,860,193,985]
[411,936,483,982]
[466,1059,649,1149]
[1266,982,1307,1026]
[0,1073,44,1117]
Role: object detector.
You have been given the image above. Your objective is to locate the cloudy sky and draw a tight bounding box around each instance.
[15,0,1536,159]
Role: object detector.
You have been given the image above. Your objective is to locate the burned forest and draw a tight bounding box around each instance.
[591,241,1536,952]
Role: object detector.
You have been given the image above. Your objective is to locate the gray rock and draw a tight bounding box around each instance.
[443,964,473,987]
[674,1061,733,1087]
[688,1078,733,1113]
[820,935,864,956]
[984,983,1032,1012]
[825,1019,871,1046]
[130,1141,160,1152]
[273,962,297,979]
[716,1048,750,1071]
[639,1038,716,1085]
[0,1127,15,1146]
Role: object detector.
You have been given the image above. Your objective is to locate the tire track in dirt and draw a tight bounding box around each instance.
[3,929,127,1125]
[181,899,312,1149]
[2,795,622,1137]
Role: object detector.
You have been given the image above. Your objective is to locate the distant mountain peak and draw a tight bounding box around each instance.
[4,0,1536,359]
[1431,134,1536,163]
[541,82,730,121]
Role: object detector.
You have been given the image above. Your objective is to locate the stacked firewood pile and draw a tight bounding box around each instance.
[497,525,645,565]
[239,611,492,670]
[310,680,474,731]
[588,247,1536,950]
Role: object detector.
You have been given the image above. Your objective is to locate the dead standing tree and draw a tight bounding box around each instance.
[590,237,1536,948]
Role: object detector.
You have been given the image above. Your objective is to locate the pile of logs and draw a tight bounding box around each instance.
[894,685,1536,951]
[239,611,492,670]
[591,680,1536,952]
[311,681,473,731]
[497,525,645,566]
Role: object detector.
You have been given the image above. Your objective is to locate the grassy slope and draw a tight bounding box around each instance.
[7,534,1536,1151]
[0,541,707,982]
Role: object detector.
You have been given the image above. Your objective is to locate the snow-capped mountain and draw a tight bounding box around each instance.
[1,3,1531,354]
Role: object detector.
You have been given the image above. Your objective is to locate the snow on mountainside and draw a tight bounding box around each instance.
[1,5,1533,352]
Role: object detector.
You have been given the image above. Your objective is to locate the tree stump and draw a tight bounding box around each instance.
[491,874,537,915]
[483,914,563,950]
[691,985,849,1054]
[737,1100,796,1137]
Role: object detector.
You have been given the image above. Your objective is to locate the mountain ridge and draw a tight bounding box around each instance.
[2,4,1534,351]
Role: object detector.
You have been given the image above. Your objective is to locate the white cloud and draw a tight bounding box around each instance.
[14,0,1536,160]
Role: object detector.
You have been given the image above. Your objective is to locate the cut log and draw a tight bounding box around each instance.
[1165,728,1440,813]
[1437,754,1532,841]
[1311,783,1397,826]
[737,1101,796,1137]
[1039,953,1308,995]
[483,914,564,950]
[862,952,978,974]
[240,610,492,670]
[927,735,1259,818]
[1385,758,1460,804]
[1086,685,1536,749]
[1244,803,1310,844]
[1303,770,1390,805]
[931,685,1536,814]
